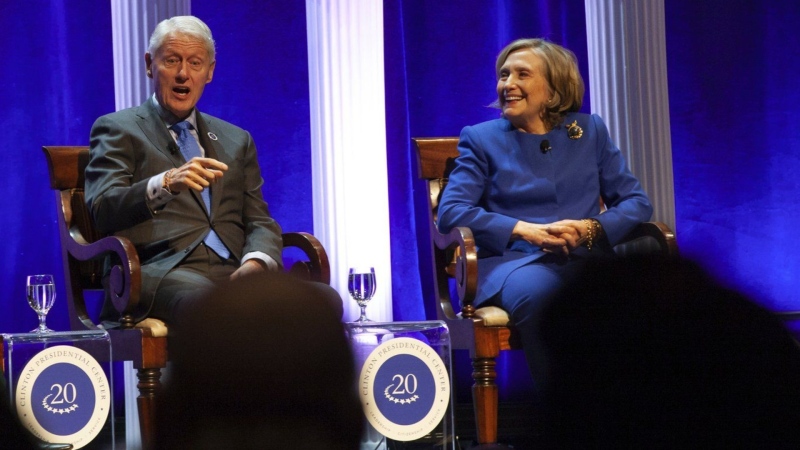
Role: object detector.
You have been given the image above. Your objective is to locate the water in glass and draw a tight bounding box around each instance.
[348,267,376,322]
[27,274,56,333]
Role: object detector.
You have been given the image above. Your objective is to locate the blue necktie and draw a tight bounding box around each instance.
[171,121,231,260]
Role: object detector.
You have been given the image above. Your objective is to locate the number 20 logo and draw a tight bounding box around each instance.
[384,373,420,404]
[389,374,418,395]
[46,383,77,405]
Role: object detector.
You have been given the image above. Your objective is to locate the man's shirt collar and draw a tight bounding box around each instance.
[151,94,198,129]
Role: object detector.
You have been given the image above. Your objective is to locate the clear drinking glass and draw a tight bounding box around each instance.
[348,267,376,323]
[27,274,56,333]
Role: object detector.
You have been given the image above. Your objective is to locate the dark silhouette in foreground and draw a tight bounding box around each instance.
[536,255,800,449]
[154,272,362,450]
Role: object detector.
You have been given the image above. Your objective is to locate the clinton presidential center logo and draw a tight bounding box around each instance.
[359,337,450,441]
[15,345,111,449]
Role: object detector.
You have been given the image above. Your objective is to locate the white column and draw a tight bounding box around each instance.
[111,1,189,448]
[306,0,393,322]
[585,0,676,231]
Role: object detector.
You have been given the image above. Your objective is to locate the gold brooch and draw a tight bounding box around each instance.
[567,120,583,140]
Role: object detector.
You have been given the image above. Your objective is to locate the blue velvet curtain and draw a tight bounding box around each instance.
[665,0,800,313]
[1,1,115,333]
[191,2,314,237]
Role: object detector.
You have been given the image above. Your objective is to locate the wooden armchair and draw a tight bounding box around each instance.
[412,137,678,445]
[42,146,331,450]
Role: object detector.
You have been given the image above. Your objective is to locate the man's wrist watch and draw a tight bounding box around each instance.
[162,169,175,195]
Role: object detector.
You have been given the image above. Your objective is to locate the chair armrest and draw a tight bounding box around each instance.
[432,225,478,319]
[63,223,141,329]
[615,221,678,257]
[282,232,331,285]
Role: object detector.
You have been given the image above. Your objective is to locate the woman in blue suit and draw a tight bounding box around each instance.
[437,38,653,380]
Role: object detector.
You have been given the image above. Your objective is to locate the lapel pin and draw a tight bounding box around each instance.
[567,120,583,140]
[207,132,218,141]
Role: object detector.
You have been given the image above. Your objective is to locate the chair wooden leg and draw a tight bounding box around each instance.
[472,356,499,444]
[471,321,503,444]
[137,367,162,450]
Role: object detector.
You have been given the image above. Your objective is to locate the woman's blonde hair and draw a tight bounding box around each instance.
[495,38,584,130]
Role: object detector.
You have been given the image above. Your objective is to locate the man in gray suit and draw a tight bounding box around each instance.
[85,16,284,326]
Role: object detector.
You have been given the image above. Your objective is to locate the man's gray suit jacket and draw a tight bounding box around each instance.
[85,99,283,318]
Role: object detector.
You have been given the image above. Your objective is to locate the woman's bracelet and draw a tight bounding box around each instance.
[583,218,595,251]
[582,219,605,251]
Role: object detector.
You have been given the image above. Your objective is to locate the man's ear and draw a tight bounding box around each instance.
[206,60,216,84]
[145,53,154,78]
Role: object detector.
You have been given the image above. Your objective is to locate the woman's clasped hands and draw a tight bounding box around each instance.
[511,219,591,256]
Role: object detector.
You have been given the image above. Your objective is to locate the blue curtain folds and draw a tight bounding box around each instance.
[0,1,115,333]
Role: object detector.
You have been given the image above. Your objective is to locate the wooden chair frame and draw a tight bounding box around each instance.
[413,137,678,445]
[41,146,331,449]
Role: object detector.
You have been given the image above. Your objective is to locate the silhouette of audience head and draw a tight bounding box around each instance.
[154,271,363,449]
[535,255,800,449]
[0,375,37,450]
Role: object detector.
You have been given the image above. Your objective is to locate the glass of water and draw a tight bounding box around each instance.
[348,267,376,323]
[27,274,56,333]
